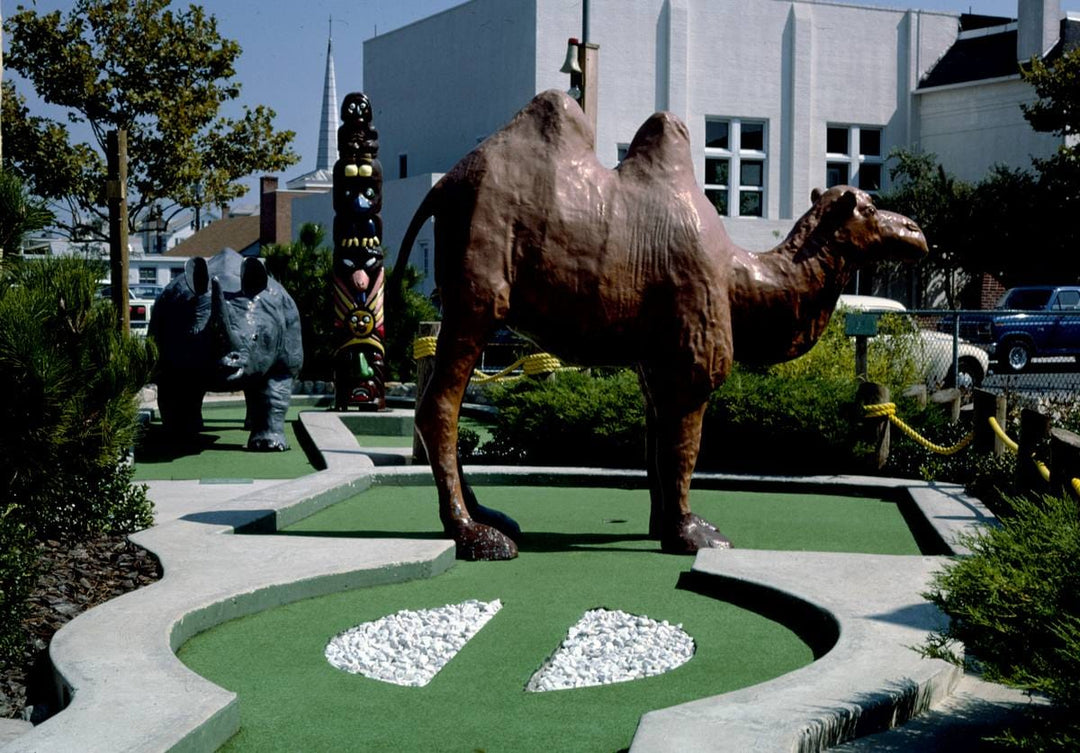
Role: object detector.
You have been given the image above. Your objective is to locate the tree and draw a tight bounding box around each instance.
[0,169,54,259]
[262,223,336,381]
[876,149,975,308]
[2,0,298,240]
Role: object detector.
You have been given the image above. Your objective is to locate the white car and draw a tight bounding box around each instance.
[97,284,163,336]
[837,295,989,389]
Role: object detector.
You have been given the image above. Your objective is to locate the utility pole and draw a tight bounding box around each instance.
[107,130,130,335]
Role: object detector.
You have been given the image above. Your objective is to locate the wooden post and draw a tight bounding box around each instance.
[973,388,1006,456]
[1019,408,1052,493]
[106,130,130,335]
[411,321,441,464]
[901,384,927,409]
[929,388,961,423]
[854,336,869,380]
[1049,427,1080,500]
[579,42,599,142]
[856,382,890,471]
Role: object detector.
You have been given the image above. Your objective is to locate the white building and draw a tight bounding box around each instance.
[277,0,1074,300]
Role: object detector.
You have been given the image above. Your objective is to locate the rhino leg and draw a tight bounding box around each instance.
[415,319,517,561]
[157,378,206,438]
[244,375,294,452]
[639,368,731,553]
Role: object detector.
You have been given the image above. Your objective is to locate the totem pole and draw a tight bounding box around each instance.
[332,92,386,410]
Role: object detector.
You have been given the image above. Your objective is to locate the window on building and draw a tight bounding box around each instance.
[399,154,408,180]
[704,118,766,218]
[825,125,884,192]
[138,267,156,284]
[616,143,629,165]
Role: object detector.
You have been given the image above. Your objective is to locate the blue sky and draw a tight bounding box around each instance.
[5,0,1080,206]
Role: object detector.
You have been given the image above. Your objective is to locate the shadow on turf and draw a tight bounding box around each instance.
[271,527,664,554]
[135,421,243,462]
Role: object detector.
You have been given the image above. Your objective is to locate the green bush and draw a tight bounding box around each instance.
[482,369,645,467]
[699,366,859,475]
[0,256,155,538]
[262,223,336,381]
[0,504,37,665]
[385,263,439,382]
[923,493,1080,750]
[772,307,926,391]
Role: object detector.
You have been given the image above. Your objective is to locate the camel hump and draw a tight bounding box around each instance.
[620,111,694,177]
[486,89,595,155]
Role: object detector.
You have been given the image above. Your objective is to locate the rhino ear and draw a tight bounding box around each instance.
[185,257,209,295]
[241,258,269,298]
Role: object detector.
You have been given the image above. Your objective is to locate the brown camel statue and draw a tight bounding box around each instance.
[391,90,927,561]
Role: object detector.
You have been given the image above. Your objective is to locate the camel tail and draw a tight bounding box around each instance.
[388,182,441,317]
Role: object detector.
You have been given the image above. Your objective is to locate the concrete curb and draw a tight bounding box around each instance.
[1,403,1023,752]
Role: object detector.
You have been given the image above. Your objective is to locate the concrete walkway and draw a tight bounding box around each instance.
[0,407,1043,752]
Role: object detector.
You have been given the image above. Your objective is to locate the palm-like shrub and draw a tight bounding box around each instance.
[0,256,155,538]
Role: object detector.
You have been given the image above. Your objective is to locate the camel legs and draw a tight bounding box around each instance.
[638,368,731,553]
[415,319,519,561]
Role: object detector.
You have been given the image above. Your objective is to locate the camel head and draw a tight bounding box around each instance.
[808,185,927,264]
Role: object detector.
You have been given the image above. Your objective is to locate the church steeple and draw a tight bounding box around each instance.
[316,20,338,171]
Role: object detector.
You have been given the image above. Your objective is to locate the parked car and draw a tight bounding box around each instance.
[953,285,1080,373]
[97,284,164,335]
[837,295,989,389]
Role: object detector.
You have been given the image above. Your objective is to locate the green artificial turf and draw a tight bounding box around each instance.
[133,404,320,481]
[179,486,919,752]
[349,416,493,449]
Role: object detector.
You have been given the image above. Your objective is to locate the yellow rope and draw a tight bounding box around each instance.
[987,416,1020,454]
[1037,460,1051,483]
[413,335,438,360]
[413,336,570,383]
[863,402,975,456]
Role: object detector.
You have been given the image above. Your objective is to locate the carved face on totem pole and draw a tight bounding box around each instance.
[332,91,387,411]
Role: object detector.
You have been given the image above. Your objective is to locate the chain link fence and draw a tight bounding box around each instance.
[888,309,1080,398]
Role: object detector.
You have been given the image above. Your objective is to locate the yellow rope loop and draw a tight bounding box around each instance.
[522,352,563,376]
[470,357,529,385]
[412,335,438,360]
[863,402,897,418]
[889,413,976,456]
[865,402,972,455]
[1036,460,1051,483]
[987,416,1020,454]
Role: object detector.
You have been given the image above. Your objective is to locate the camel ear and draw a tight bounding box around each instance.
[810,188,823,204]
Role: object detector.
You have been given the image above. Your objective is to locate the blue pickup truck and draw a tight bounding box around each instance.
[958,286,1080,373]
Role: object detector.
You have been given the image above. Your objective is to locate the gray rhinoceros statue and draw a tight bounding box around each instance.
[149,248,303,451]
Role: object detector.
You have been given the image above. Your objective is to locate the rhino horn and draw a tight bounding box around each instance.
[241,257,269,299]
[185,256,209,295]
[211,277,229,328]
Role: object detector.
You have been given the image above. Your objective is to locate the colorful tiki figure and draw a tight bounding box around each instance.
[332,92,386,410]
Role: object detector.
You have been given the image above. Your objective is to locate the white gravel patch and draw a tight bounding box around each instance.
[526,608,695,692]
[325,599,502,687]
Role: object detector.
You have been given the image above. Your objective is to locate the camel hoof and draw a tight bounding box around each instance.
[661,514,732,554]
[470,505,522,541]
[454,522,519,561]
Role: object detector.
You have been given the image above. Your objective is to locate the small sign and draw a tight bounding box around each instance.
[845,313,878,337]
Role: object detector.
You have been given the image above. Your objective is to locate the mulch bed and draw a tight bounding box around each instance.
[0,535,162,722]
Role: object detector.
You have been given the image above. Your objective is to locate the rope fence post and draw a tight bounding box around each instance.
[930,387,961,424]
[973,388,1007,457]
[1049,428,1080,501]
[412,321,440,464]
[1019,408,1052,494]
[857,381,890,470]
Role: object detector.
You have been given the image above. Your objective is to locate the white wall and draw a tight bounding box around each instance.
[364,0,540,181]
[915,77,1062,181]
